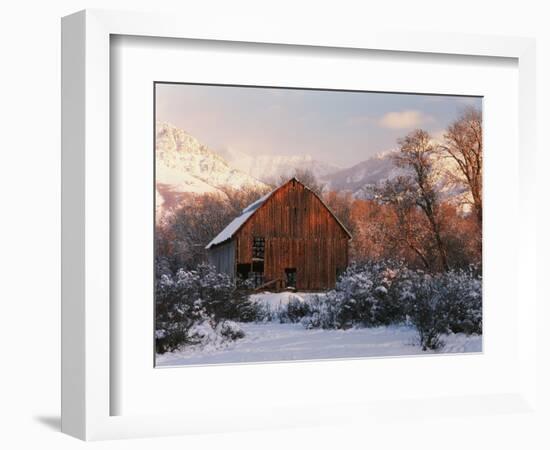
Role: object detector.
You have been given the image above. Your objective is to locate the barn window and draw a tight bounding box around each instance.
[285,268,297,288]
[252,236,265,259]
[237,263,251,280]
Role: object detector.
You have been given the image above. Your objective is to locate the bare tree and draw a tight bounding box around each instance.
[158,184,273,272]
[276,168,326,196]
[219,184,273,213]
[371,176,433,270]
[165,194,234,270]
[323,190,355,235]
[440,108,483,228]
[393,130,449,271]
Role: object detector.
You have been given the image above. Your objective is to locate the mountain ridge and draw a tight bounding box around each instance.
[218,147,340,183]
[155,122,267,218]
[155,122,471,219]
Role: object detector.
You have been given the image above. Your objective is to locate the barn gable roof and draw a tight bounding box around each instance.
[205,178,352,249]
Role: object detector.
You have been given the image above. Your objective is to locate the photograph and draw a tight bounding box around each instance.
[154,83,483,367]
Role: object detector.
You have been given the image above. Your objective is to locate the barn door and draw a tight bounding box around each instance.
[285,268,297,289]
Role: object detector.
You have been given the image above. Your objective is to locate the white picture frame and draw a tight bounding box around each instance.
[61,9,537,441]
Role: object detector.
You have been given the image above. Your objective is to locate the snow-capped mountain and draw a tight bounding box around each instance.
[155,122,471,219]
[219,147,340,183]
[322,150,404,195]
[156,122,266,217]
[322,149,471,208]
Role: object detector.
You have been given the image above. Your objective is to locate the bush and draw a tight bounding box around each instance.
[400,267,482,350]
[155,264,253,353]
[400,271,448,350]
[219,320,246,341]
[300,293,343,329]
[187,320,218,345]
[155,272,207,354]
[337,261,407,326]
[277,296,311,323]
[252,301,274,323]
[442,267,482,335]
[156,260,482,354]
[300,261,407,330]
[192,264,254,326]
[297,261,482,351]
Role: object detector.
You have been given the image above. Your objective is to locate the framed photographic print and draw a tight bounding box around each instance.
[62,9,537,441]
[153,83,483,367]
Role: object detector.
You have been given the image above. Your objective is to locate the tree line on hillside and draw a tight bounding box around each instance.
[156,108,482,277]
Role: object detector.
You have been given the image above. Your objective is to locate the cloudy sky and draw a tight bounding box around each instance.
[156,83,482,168]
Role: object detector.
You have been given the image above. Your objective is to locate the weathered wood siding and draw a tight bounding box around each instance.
[207,240,235,277]
[235,179,349,290]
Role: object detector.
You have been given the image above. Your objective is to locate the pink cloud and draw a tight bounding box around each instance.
[378,110,434,129]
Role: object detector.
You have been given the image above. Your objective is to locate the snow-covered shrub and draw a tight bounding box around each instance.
[332,266,375,328]
[155,264,253,353]
[184,319,245,349]
[277,295,311,323]
[219,320,245,341]
[301,261,407,330]
[371,263,408,326]
[337,261,407,326]
[300,292,344,329]
[298,261,482,351]
[187,320,218,344]
[400,267,482,350]
[192,264,253,325]
[155,272,208,354]
[440,266,482,335]
[252,301,274,323]
[400,271,448,350]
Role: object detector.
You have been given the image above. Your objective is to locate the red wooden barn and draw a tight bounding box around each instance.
[206,178,351,291]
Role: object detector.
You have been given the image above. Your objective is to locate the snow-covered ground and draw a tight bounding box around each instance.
[249,291,319,308]
[156,322,482,367]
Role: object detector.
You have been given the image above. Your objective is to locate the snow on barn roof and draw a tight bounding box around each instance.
[205,178,352,249]
[205,190,272,249]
